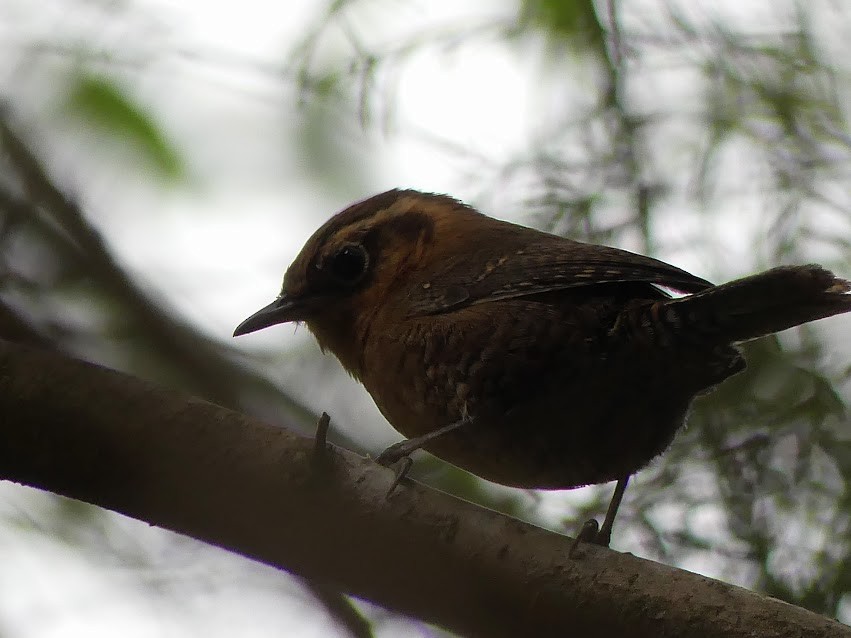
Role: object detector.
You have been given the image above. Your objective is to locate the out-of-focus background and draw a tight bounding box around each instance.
[1,0,850,635]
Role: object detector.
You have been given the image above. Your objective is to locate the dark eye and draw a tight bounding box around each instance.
[329,243,369,284]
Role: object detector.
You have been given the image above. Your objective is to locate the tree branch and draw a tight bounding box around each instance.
[0,110,318,428]
[0,340,846,638]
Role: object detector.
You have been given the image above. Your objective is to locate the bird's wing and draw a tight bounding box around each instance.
[405,238,714,317]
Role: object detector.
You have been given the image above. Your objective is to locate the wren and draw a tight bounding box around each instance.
[234,189,851,547]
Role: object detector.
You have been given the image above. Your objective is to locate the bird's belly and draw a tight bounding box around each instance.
[440,394,691,489]
[362,302,742,490]
[368,370,696,490]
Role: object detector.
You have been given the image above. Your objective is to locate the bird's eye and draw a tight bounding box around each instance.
[329,243,369,285]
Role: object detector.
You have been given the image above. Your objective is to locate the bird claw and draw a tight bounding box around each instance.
[569,519,605,557]
[374,439,414,466]
[385,456,413,498]
[374,419,470,497]
[568,476,629,557]
[375,441,416,497]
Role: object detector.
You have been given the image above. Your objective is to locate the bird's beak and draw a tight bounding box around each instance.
[233,295,308,336]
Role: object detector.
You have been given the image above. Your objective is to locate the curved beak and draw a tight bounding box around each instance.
[233,295,307,337]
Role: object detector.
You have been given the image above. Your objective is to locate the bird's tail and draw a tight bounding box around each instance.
[664,265,851,344]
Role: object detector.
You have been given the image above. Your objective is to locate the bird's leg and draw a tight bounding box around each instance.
[375,417,470,495]
[596,475,629,547]
[569,475,630,556]
[375,417,470,465]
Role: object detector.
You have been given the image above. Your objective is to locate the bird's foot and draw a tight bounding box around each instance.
[373,418,470,497]
[568,519,611,557]
[375,439,420,466]
[568,475,630,557]
[375,441,417,498]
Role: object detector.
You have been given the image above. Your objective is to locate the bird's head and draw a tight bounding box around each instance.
[233,189,478,375]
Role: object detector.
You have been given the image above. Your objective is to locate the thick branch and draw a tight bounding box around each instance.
[0,340,846,638]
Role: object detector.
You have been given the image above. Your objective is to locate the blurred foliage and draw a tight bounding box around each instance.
[517,0,606,55]
[64,73,185,180]
[1,0,851,634]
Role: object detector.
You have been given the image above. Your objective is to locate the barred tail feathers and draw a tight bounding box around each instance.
[664,265,851,344]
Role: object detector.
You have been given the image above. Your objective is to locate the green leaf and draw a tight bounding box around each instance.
[64,73,184,180]
[517,0,605,57]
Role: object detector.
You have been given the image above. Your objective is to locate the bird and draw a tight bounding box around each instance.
[234,188,851,548]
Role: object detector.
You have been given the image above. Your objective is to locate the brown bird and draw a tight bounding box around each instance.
[234,189,851,547]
